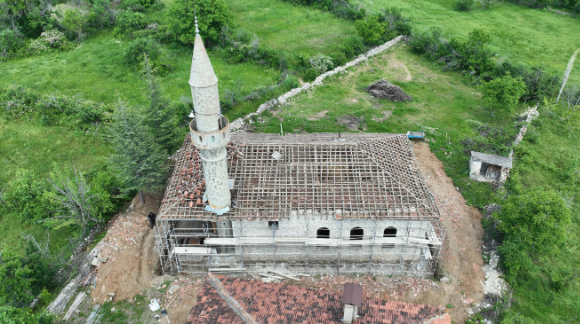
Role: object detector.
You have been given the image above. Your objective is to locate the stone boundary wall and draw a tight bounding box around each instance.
[230,36,404,131]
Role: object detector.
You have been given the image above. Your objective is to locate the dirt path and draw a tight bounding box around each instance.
[386,57,412,81]
[412,142,485,322]
[90,192,163,303]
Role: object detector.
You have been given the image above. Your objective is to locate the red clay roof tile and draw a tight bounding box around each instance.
[188,275,450,324]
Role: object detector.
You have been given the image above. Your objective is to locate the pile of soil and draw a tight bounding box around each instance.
[367,79,412,102]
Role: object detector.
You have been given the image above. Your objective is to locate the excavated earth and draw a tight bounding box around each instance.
[367,79,412,102]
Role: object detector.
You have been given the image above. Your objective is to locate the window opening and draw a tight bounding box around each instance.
[383,227,397,248]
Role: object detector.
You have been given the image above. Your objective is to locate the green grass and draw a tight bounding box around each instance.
[0,31,281,107]
[224,0,356,57]
[361,0,580,85]
[0,118,111,250]
[253,45,580,323]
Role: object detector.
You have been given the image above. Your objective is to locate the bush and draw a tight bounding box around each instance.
[62,9,88,42]
[481,74,527,114]
[124,38,169,73]
[333,52,348,67]
[120,0,156,10]
[0,306,56,324]
[303,68,319,82]
[0,30,25,60]
[114,9,147,37]
[0,86,110,126]
[308,53,334,74]
[341,36,365,59]
[456,0,475,11]
[498,188,571,252]
[167,0,234,46]
[355,15,386,45]
[0,169,54,221]
[28,30,69,54]
[87,0,116,29]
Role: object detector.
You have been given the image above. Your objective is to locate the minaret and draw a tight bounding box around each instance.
[189,16,231,215]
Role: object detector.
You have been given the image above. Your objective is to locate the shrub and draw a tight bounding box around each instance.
[481,74,527,115]
[0,169,54,221]
[62,9,88,42]
[341,36,365,59]
[120,0,156,10]
[550,265,576,292]
[124,38,169,73]
[456,0,475,11]
[0,306,57,323]
[355,15,386,45]
[87,0,116,29]
[28,30,69,54]
[167,0,234,46]
[114,9,147,37]
[333,52,348,67]
[308,53,334,74]
[303,68,319,82]
[497,188,571,252]
[0,30,25,60]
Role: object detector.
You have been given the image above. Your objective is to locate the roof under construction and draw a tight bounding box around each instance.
[158,132,439,221]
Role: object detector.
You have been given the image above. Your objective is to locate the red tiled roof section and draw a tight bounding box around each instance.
[186,282,244,324]
[188,275,448,324]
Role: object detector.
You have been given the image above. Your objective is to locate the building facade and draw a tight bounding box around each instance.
[154,30,445,278]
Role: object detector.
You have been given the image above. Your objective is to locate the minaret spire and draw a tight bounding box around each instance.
[188,13,232,215]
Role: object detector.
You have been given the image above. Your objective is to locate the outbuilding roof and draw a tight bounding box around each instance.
[470,151,512,168]
[158,132,440,221]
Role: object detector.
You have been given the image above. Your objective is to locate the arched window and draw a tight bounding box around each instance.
[317,227,330,239]
[317,227,330,248]
[350,227,364,240]
[383,227,397,249]
[384,227,397,237]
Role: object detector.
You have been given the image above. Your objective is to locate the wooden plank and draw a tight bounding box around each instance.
[258,273,284,280]
[268,270,300,281]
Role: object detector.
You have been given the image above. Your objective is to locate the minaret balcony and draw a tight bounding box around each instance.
[189,114,231,150]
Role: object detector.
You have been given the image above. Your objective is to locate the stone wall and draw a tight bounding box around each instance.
[229,36,404,131]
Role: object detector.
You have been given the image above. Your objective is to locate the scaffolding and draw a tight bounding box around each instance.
[154,220,445,277]
[155,132,446,277]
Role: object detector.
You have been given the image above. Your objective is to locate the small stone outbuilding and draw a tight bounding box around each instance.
[469,151,512,184]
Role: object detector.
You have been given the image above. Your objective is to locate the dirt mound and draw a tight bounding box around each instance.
[367,79,412,102]
[90,192,163,303]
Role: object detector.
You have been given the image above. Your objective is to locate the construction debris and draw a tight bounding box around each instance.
[63,292,86,321]
[367,79,412,102]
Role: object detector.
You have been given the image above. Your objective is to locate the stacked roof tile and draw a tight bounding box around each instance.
[187,274,450,324]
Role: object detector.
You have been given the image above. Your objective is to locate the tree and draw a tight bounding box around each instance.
[141,55,180,153]
[481,74,526,116]
[166,0,234,46]
[354,15,386,46]
[109,99,168,204]
[0,247,34,308]
[42,167,112,238]
[0,306,56,324]
[497,188,571,253]
[62,8,86,42]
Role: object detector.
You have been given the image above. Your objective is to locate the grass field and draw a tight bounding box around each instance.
[0,32,281,107]
[0,118,110,250]
[252,44,580,323]
[224,0,356,57]
[362,0,580,85]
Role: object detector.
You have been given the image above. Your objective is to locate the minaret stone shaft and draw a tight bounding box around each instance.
[189,17,231,215]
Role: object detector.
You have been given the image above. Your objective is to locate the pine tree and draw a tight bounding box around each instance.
[141,55,180,153]
[109,99,168,204]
